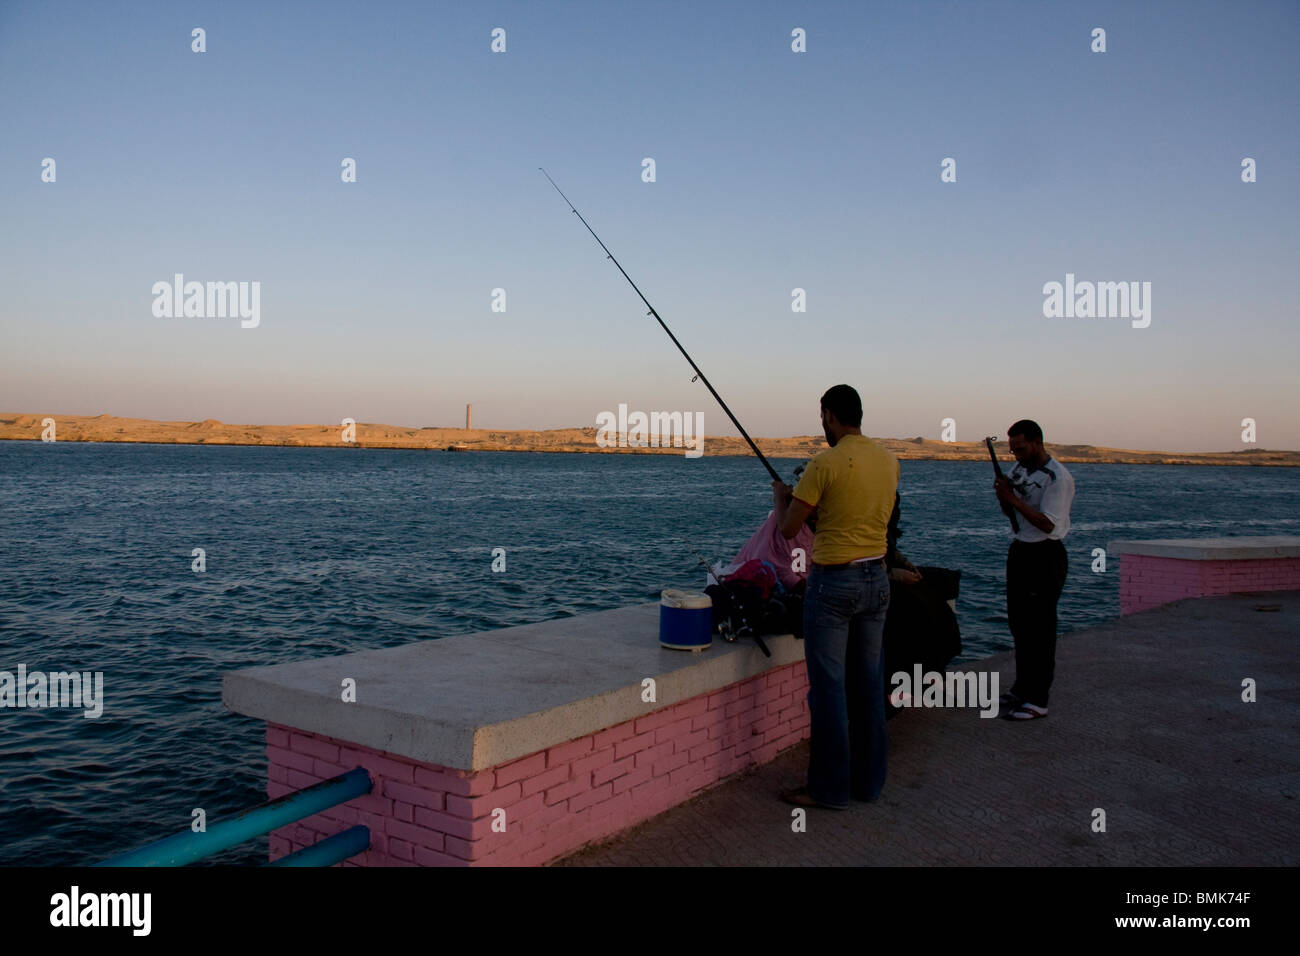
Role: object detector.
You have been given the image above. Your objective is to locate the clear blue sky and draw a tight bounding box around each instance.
[2,0,1297,451]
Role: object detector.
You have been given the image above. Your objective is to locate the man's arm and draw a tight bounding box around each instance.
[994,477,1055,534]
[773,481,815,539]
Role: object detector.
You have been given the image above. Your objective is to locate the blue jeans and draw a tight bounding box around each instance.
[802,560,890,806]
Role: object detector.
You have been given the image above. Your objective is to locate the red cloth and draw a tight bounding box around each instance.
[726,559,779,599]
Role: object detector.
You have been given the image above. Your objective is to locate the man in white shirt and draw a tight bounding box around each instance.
[993,419,1074,720]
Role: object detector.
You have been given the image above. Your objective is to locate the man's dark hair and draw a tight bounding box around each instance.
[820,384,863,428]
[1008,419,1044,443]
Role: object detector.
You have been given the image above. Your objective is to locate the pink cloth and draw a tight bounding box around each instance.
[728,510,815,591]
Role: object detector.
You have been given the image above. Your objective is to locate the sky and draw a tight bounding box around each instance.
[1,0,1297,452]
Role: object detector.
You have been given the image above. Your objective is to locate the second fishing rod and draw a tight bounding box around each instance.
[540,169,785,486]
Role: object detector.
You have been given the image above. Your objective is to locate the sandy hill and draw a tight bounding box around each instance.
[1,413,1295,466]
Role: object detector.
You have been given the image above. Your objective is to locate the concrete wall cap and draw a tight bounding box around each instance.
[1108,536,1300,561]
[223,602,803,771]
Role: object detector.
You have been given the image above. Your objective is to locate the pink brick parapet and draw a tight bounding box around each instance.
[266,661,810,866]
[1119,555,1300,615]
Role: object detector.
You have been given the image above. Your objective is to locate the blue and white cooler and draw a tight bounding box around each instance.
[658,588,713,651]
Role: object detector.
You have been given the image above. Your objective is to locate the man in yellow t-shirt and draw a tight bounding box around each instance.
[772,384,899,809]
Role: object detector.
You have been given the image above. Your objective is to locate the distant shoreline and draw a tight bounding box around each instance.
[3,413,1296,466]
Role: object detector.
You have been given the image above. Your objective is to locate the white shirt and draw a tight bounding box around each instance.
[1007,456,1074,542]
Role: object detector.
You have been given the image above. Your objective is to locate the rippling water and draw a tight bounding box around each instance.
[1,441,1295,865]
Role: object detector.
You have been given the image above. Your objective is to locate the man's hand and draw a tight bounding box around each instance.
[994,477,1055,534]
[772,480,793,507]
[775,482,814,539]
[889,567,923,585]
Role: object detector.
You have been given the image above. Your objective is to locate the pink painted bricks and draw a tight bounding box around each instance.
[267,661,810,866]
[1113,537,1300,615]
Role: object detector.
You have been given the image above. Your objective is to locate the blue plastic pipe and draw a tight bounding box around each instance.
[95,767,372,867]
[266,825,371,867]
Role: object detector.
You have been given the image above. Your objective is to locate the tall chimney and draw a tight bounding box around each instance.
[466,404,472,430]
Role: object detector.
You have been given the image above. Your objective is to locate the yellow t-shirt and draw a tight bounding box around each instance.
[791,434,899,565]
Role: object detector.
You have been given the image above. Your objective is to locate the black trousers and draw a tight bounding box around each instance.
[1006,538,1068,707]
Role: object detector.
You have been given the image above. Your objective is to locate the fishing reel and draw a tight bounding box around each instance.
[717,615,772,658]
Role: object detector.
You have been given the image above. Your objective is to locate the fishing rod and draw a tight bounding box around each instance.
[984,436,1021,533]
[540,168,784,485]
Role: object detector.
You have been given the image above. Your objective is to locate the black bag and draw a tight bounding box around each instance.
[705,580,804,643]
[704,565,961,689]
[882,566,962,717]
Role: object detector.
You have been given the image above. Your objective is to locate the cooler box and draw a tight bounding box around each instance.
[659,589,713,651]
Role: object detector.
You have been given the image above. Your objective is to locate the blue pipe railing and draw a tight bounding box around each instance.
[267,825,371,867]
[95,767,372,867]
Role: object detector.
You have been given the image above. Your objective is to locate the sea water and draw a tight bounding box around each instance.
[0,441,1295,864]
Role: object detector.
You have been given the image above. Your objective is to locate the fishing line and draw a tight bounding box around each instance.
[541,168,784,485]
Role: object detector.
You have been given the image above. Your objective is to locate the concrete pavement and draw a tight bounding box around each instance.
[559,591,1300,866]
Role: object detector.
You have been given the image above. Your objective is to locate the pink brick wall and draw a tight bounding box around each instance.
[1119,555,1300,615]
[266,660,810,866]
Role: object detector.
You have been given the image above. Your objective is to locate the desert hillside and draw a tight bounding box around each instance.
[1,413,1295,466]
